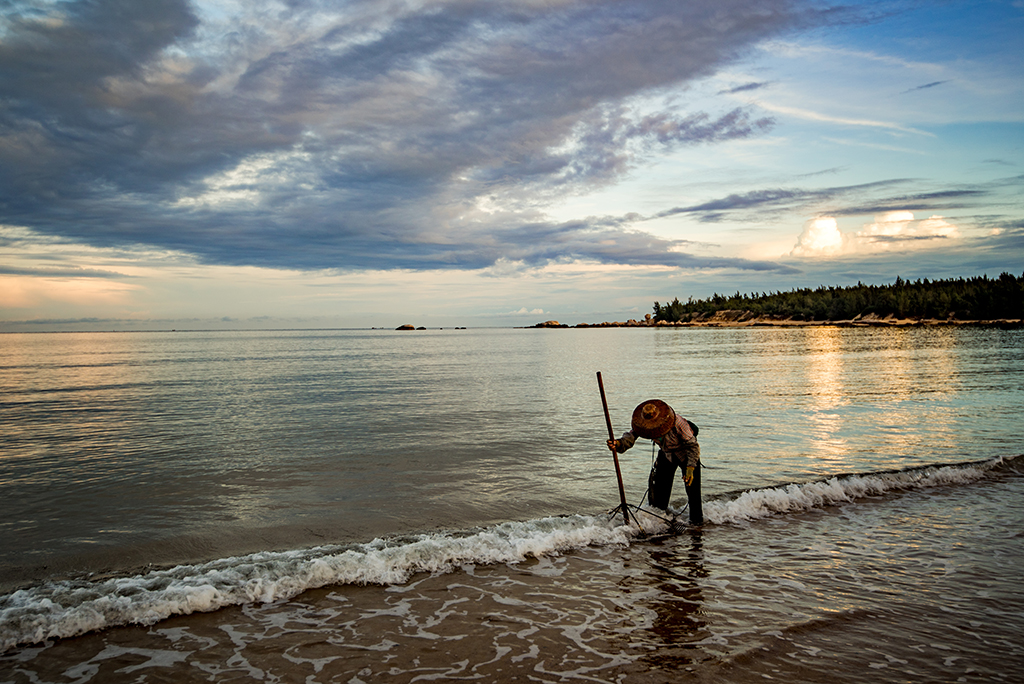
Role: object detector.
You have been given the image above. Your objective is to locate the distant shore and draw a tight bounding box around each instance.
[528,310,1024,329]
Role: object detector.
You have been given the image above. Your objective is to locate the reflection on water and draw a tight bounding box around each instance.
[866,328,963,464]
[640,529,709,672]
[803,326,848,464]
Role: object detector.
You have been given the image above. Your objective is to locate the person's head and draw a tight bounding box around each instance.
[631,399,675,439]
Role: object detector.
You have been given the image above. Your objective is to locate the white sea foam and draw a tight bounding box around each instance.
[0,458,1010,652]
[702,459,997,525]
[0,515,630,652]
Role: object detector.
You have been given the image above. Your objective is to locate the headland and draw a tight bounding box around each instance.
[530,311,1023,329]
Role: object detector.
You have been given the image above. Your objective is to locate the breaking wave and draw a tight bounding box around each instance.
[702,454,1021,524]
[2,455,1018,652]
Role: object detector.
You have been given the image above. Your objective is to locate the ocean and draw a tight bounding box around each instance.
[1,326,1022,683]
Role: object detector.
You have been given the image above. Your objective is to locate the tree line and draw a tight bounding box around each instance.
[652,272,1024,322]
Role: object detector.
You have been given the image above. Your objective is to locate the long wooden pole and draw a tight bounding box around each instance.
[597,372,631,526]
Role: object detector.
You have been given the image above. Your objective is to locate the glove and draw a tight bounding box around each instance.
[606,439,619,452]
[683,466,695,486]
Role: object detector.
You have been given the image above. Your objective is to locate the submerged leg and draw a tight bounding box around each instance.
[685,461,703,526]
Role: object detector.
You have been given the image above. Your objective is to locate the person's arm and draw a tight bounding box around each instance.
[679,437,701,485]
[607,430,636,453]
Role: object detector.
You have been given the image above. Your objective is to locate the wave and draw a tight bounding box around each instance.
[701,454,1021,524]
[0,516,633,653]
[1,455,1019,652]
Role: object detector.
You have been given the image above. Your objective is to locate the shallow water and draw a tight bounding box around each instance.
[3,463,1022,683]
[1,326,1022,681]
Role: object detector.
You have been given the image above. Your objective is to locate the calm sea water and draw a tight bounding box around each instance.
[1,326,1022,682]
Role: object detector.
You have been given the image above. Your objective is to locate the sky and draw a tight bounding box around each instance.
[1,0,1022,330]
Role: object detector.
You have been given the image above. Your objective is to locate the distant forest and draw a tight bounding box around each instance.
[652,272,1024,322]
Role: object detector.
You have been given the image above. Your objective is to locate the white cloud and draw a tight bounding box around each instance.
[791,217,843,256]
[756,101,932,136]
[790,212,959,257]
[855,211,958,244]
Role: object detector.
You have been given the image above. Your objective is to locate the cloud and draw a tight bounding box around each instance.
[718,81,773,95]
[0,273,140,309]
[855,211,958,243]
[975,221,1024,253]
[652,179,909,223]
[653,178,998,225]
[790,211,960,257]
[830,189,988,216]
[791,217,843,256]
[754,101,933,135]
[900,80,951,94]
[0,265,129,278]
[0,0,808,274]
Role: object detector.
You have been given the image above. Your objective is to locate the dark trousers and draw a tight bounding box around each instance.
[648,451,703,525]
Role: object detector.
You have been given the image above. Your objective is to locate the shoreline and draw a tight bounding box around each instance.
[530,310,1024,329]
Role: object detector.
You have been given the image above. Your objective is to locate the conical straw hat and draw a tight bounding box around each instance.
[631,399,675,439]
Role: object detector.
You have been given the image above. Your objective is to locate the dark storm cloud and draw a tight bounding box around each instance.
[0,0,811,272]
